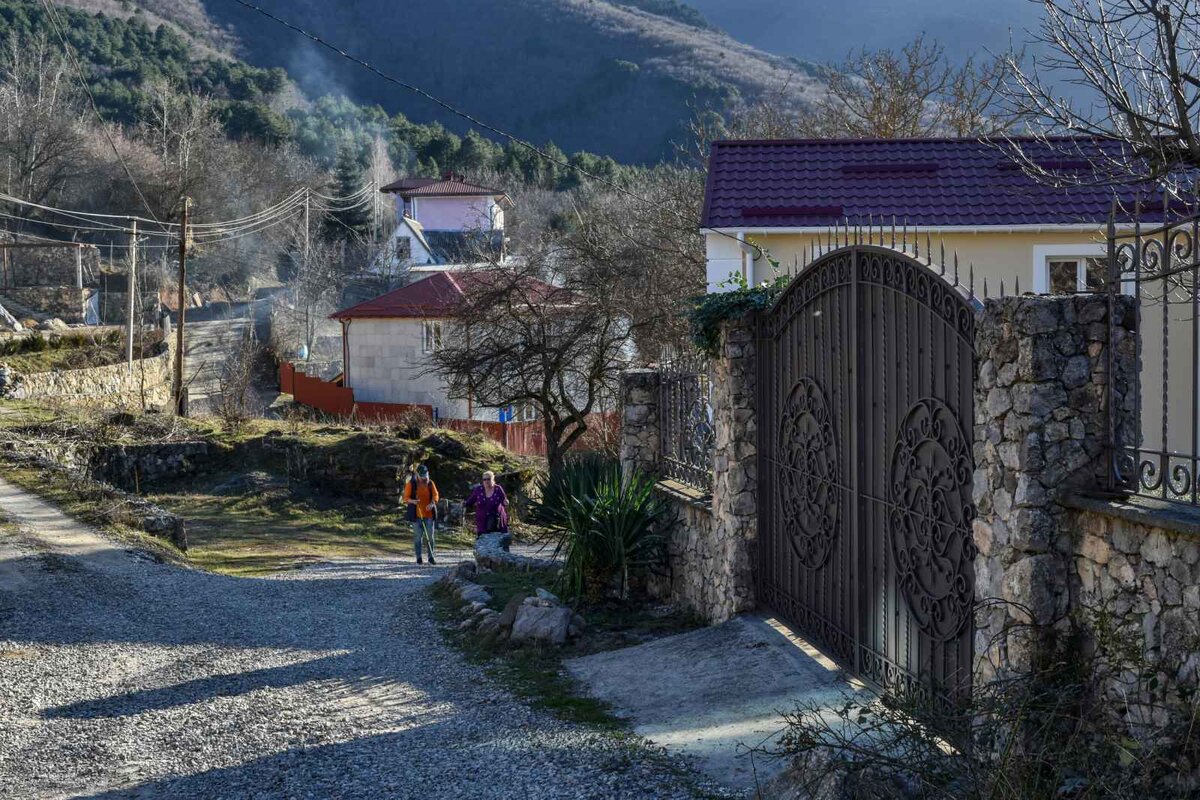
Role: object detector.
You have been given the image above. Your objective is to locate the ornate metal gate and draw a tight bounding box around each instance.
[757,245,977,703]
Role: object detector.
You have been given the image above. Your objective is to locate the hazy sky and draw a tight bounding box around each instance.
[687,0,1043,66]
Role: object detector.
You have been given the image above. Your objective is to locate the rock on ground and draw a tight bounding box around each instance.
[0,477,735,800]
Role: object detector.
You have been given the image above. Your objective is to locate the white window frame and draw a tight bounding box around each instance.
[422,320,443,354]
[1032,243,1134,295]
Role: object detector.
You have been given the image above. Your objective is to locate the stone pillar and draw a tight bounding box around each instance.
[707,318,759,619]
[619,368,660,478]
[973,294,1137,680]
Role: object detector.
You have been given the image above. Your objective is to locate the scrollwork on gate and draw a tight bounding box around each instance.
[887,398,976,642]
[778,377,840,569]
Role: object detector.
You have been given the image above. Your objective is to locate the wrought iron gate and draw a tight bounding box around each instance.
[757,245,977,703]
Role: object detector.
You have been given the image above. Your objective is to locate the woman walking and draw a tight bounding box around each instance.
[402,464,439,564]
[464,470,509,543]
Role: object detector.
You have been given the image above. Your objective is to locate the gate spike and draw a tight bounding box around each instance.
[867,213,873,244]
[902,218,908,253]
[1015,274,1021,295]
[940,240,945,271]
[984,276,989,297]
[891,215,896,249]
[914,233,920,260]
[925,232,932,265]
[998,278,1004,297]
[954,252,959,284]
[969,263,975,298]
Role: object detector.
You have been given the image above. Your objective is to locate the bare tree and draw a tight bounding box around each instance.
[0,33,86,214]
[560,167,705,362]
[214,326,264,430]
[430,241,633,471]
[139,81,224,217]
[683,35,1014,162]
[1002,0,1200,187]
[811,35,1014,138]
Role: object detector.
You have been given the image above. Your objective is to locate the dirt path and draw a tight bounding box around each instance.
[0,478,728,799]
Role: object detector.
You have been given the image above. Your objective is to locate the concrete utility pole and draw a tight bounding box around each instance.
[174,198,190,416]
[125,219,136,373]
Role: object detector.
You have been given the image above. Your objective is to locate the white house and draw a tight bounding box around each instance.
[331,270,544,423]
[375,174,509,273]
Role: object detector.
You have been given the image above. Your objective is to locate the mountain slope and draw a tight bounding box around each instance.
[184,0,826,162]
[688,0,1039,67]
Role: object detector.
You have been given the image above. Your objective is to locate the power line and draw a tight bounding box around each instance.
[223,0,760,257]
[39,0,164,228]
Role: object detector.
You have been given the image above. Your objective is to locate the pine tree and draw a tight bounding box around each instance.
[324,145,370,242]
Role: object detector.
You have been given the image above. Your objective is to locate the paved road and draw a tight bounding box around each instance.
[0,479,730,799]
[180,299,277,416]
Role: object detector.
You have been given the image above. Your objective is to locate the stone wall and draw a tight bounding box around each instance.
[1064,497,1200,729]
[619,319,757,624]
[2,287,93,323]
[1,244,98,287]
[10,343,173,410]
[972,294,1138,681]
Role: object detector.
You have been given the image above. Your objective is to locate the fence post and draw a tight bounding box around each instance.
[973,293,1138,683]
[620,369,661,479]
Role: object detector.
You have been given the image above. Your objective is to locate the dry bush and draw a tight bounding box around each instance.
[213,328,264,431]
[760,601,1200,800]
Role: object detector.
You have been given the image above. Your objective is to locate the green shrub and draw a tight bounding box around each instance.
[535,457,668,601]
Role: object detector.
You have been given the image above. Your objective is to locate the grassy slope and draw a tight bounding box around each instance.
[0,405,533,576]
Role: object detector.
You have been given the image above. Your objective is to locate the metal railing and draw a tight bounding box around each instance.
[1108,207,1200,505]
[658,354,715,493]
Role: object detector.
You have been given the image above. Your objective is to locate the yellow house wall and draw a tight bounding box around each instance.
[706,228,1199,461]
[742,230,1109,290]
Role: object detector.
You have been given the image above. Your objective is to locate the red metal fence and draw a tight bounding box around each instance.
[279,362,598,458]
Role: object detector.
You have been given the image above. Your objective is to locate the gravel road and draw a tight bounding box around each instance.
[0,478,732,799]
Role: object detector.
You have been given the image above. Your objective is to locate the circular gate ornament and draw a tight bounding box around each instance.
[778,377,839,569]
[887,398,976,642]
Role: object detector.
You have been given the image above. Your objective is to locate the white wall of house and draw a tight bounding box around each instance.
[344,317,504,421]
[398,195,503,232]
[345,317,467,417]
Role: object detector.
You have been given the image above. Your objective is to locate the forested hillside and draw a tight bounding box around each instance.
[67,0,824,163]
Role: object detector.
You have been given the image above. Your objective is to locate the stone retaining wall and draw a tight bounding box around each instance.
[3,287,93,323]
[620,319,757,624]
[1064,496,1200,730]
[11,343,172,410]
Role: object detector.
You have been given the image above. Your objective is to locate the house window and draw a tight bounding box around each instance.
[422,320,443,354]
[1047,257,1108,294]
[395,237,412,261]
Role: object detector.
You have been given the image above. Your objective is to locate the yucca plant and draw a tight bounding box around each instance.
[535,457,668,601]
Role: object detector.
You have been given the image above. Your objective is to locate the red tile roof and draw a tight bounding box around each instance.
[330,271,562,319]
[701,136,1167,229]
[380,175,505,197]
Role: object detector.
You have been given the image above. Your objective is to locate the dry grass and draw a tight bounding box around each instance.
[146,471,478,576]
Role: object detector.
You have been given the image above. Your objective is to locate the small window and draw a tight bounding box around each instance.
[395,237,412,261]
[1047,257,1109,295]
[422,320,443,354]
[1084,257,1107,292]
[1048,260,1078,295]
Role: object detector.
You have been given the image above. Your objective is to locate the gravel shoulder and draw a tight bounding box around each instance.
[0,477,732,799]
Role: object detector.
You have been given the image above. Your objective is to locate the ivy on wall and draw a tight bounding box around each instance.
[687,272,791,357]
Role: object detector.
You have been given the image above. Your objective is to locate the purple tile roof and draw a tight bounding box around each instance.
[701,137,1168,229]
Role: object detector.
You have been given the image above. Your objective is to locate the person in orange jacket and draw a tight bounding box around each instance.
[401,464,440,564]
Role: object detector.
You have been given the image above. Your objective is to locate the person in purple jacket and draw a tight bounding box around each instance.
[464,471,510,546]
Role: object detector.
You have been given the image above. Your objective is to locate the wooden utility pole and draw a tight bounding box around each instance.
[125,219,136,373]
[303,188,310,265]
[174,198,190,415]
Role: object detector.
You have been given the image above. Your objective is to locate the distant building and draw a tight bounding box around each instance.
[375,174,509,274]
[330,270,544,422]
